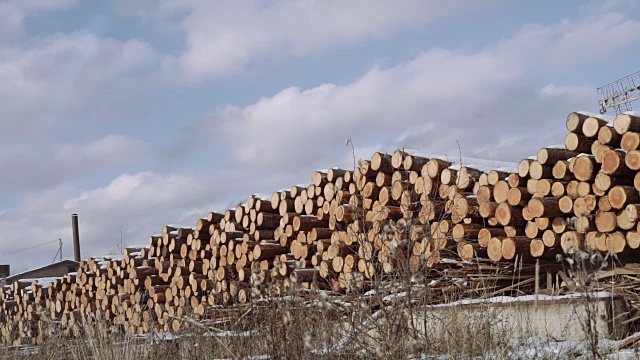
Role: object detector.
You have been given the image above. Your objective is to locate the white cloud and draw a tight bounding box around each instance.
[0,135,149,191]
[119,0,488,81]
[0,32,157,140]
[187,3,639,175]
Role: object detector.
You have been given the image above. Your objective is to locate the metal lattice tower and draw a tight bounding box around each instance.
[597,70,640,114]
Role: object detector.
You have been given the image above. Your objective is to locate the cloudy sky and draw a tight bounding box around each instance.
[1,0,639,272]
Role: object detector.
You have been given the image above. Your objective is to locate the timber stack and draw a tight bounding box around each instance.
[3,111,640,345]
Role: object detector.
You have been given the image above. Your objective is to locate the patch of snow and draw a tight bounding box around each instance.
[429,291,615,308]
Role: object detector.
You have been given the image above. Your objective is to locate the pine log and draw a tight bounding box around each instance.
[487,170,509,185]
[495,203,526,226]
[528,197,563,218]
[627,231,640,249]
[502,236,530,260]
[552,160,572,180]
[542,229,560,247]
[487,237,503,262]
[507,187,531,206]
[606,231,626,253]
[537,148,579,165]
[572,156,599,181]
[478,228,506,247]
[529,161,553,180]
[558,196,573,214]
[602,150,633,177]
[625,150,640,171]
[613,113,640,135]
[566,112,591,134]
[530,239,546,257]
[425,158,452,179]
[551,182,566,197]
[598,125,622,147]
[621,132,640,151]
[582,116,608,138]
[403,154,429,172]
[608,185,640,209]
[508,173,527,188]
[595,211,618,233]
[535,179,554,197]
[565,133,594,153]
[518,159,533,177]
[493,181,510,204]
[370,152,393,174]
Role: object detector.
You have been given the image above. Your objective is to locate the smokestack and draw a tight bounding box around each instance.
[71,214,80,262]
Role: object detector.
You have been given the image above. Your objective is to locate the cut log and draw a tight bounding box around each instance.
[606,231,626,253]
[613,113,640,135]
[440,168,457,185]
[536,179,555,197]
[478,228,506,247]
[565,133,594,153]
[558,196,573,214]
[625,150,640,171]
[501,236,530,260]
[592,140,612,163]
[530,239,546,257]
[425,158,452,179]
[551,182,566,197]
[552,160,572,181]
[508,173,527,188]
[495,203,526,226]
[627,231,640,249]
[456,167,481,191]
[602,150,633,177]
[566,112,591,134]
[621,132,640,151]
[537,148,579,165]
[391,150,408,169]
[507,187,531,207]
[608,185,640,210]
[542,229,560,247]
[518,159,533,177]
[572,156,599,182]
[525,221,539,239]
[528,161,553,180]
[479,202,499,218]
[403,154,429,172]
[617,210,636,230]
[370,153,394,174]
[487,170,508,185]
[595,211,618,233]
[452,223,483,241]
[487,237,503,262]
[582,116,608,138]
[527,197,562,218]
[493,181,510,204]
[598,125,622,147]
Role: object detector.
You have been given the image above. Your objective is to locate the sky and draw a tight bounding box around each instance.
[1,0,640,273]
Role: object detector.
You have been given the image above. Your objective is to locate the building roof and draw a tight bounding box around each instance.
[2,260,79,285]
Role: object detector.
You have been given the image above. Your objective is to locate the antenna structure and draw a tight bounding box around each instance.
[597,70,640,114]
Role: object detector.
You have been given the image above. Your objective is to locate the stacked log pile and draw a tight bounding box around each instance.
[3,111,640,345]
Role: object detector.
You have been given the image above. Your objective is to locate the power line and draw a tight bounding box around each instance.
[0,239,61,258]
